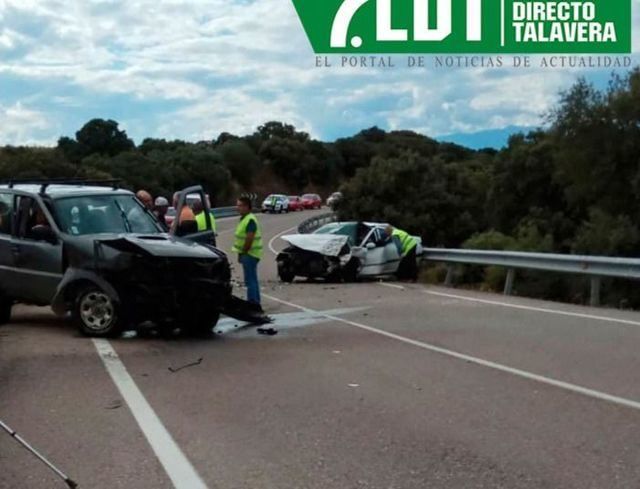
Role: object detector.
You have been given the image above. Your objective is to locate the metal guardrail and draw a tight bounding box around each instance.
[424,248,640,307]
[298,213,338,234]
[212,206,238,218]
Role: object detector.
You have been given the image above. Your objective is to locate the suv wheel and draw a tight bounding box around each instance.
[73,287,123,337]
[183,312,220,337]
[0,295,12,325]
[279,270,295,283]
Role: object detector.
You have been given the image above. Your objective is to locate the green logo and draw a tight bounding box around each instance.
[291,0,631,53]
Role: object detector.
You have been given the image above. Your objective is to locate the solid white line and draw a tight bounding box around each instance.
[263,294,640,412]
[268,225,299,255]
[93,339,208,489]
[424,290,640,327]
[379,282,405,290]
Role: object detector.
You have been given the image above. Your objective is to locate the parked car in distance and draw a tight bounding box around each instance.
[301,193,322,210]
[327,192,343,209]
[288,196,304,212]
[262,194,289,213]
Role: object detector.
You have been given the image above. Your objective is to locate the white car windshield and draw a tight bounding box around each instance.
[55,195,161,235]
[314,222,360,246]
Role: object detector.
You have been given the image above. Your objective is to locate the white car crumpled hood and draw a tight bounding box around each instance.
[281,234,349,257]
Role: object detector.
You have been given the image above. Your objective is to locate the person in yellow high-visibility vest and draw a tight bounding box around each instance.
[385,225,418,281]
[193,199,217,233]
[232,196,263,305]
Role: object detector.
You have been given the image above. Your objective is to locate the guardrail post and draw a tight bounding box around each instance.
[504,268,515,296]
[590,276,601,307]
[444,265,455,287]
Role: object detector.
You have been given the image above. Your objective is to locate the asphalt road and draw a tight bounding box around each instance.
[2,209,640,489]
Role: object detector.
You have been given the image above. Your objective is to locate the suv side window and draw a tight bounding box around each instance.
[15,196,53,240]
[0,192,13,235]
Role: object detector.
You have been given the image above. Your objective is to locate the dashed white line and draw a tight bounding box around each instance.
[423,290,640,327]
[93,339,208,489]
[263,294,640,412]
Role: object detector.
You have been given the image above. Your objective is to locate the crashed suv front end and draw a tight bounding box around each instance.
[52,234,232,332]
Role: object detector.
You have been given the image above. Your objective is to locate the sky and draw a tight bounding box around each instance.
[0,0,638,149]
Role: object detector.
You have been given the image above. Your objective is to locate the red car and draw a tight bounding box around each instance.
[301,193,322,210]
[288,196,304,211]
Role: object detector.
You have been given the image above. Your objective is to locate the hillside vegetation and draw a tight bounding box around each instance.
[2,68,640,306]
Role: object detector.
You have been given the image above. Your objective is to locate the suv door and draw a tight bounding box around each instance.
[11,195,64,304]
[0,191,20,299]
[172,185,217,247]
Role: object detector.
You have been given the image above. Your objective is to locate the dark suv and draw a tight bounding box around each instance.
[0,180,232,337]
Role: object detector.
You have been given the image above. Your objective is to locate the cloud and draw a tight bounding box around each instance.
[0,0,637,145]
[0,102,52,145]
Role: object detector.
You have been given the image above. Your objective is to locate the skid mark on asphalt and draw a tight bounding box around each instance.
[263,294,640,413]
[93,339,208,489]
[214,307,368,335]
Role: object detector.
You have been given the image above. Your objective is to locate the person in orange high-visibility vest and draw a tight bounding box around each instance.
[171,192,197,237]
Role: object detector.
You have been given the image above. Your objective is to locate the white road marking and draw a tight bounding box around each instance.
[93,339,208,489]
[378,282,405,290]
[423,290,640,327]
[263,294,640,412]
[268,225,299,255]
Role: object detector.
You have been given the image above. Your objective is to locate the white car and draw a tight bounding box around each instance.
[262,194,289,213]
[276,221,423,282]
[326,192,342,209]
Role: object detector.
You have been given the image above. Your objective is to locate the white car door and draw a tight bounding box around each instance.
[382,239,402,274]
[358,228,387,277]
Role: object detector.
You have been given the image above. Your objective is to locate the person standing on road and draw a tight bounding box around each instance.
[232,197,263,307]
[385,225,419,281]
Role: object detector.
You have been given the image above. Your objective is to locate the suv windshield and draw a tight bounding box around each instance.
[55,195,160,236]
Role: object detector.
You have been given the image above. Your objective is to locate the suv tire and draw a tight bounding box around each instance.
[0,295,12,325]
[73,286,123,337]
[278,270,295,283]
[183,312,220,337]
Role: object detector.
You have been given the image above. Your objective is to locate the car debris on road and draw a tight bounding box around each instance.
[168,357,203,373]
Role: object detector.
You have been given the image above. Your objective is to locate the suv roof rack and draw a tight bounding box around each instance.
[3,178,122,194]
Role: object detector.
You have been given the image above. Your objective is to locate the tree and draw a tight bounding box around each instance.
[259,137,310,189]
[219,140,260,188]
[75,119,135,157]
[255,121,309,142]
[338,152,473,246]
